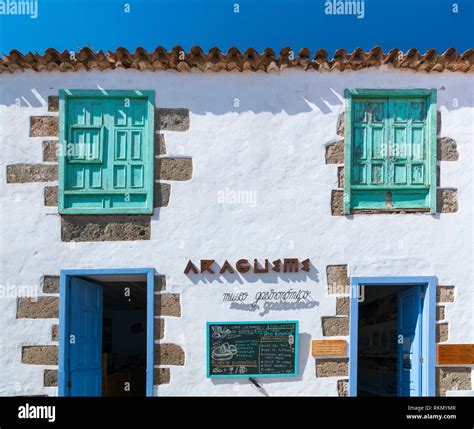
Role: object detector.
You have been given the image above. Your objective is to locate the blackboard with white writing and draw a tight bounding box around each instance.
[207,321,299,378]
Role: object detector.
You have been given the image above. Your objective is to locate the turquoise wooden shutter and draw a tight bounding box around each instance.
[352,100,389,186]
[389,99,429,208]
[59,91,154,214]
[346,90,434,212]
[109,99,149,210]
[351,99,390,209]
[65,99,106,208]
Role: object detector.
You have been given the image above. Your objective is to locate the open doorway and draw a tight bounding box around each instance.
[349,277,436,397]
[99,277,147,396]
[357,285,414,396]
[58,269,155,397]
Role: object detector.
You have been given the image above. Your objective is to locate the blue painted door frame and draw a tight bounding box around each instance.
[58,268,155,397]
[349,276,436,397]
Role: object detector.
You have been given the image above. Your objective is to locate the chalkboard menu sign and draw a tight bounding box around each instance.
[207,321,299,378]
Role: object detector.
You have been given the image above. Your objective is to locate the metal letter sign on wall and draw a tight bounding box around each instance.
[184,258,310,275]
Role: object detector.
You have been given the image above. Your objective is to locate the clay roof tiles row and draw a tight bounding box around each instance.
[0,46,472,73]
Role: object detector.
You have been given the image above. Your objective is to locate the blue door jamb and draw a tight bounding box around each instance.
[59,268,155,397]
[397,286,422,396]
[349,276,436,397]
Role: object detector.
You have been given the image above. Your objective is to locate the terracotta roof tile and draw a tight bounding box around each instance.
[0,46,472,74]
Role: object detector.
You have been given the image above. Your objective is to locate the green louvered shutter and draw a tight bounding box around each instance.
[59,91,154,214]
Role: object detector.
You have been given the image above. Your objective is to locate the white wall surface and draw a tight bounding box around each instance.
[0,68,472,396]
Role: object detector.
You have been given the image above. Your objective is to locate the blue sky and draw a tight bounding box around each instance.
[0,0,472,55]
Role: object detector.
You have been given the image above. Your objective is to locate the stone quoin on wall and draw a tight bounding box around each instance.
[311,268,472,396]
[16,273,187,391]
[326,110,460,216]
[153,275,185,388]
[313,265,350,396]
[15,276,60,388]
[6,96,194,242]
[434,285,472,396]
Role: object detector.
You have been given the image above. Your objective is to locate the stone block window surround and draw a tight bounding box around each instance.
[58,90,155,215]
[343,89,438,214]
[6,92,193,242]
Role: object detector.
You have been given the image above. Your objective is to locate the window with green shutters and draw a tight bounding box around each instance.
[343,89,437,214]
[58,90,155,214]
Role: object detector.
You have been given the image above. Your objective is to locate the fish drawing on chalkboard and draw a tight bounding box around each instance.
[211,326,232,339]
[211,343,238,361]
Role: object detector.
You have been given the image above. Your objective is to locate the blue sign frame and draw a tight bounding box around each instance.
[206,320,299,379]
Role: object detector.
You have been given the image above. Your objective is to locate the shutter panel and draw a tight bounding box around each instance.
[352,101,368,185]
[61,93,153,214]
[351,100,389,209]
[390,99,409,185]
[389,98,429,208]
[389,99,427,186]
[65,99,107,209]
[108,100,149,210]
[367,101,389,186]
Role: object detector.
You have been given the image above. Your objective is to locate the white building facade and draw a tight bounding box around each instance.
[0,47,472,397]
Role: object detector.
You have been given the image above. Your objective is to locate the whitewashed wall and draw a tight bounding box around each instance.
[0,68,472,396]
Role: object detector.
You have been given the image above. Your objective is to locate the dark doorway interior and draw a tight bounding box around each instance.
[82,277,148,397]
[357,285,412,397]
